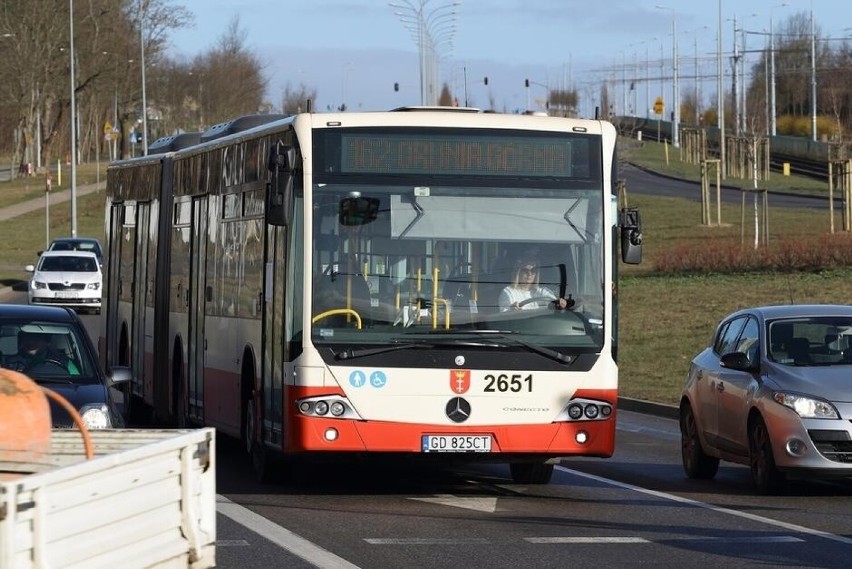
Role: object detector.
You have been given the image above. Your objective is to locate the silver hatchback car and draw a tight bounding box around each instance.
[680,304,852,494]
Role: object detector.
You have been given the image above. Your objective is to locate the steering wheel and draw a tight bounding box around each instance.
[517,296,562,309]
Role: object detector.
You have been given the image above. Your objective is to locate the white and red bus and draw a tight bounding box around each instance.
[103,107,642,483]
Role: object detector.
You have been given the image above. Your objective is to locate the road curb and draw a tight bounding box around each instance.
[618,396,679,421]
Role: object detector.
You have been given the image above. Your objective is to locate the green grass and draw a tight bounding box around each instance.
[0,162,107,210]
[0,189,106,285]
[619,138,851,404]
[2,150,849,406]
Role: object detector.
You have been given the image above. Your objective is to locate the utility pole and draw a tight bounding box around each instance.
[731,15,740,136]
[718,0,726,178]
[69,0,77,237]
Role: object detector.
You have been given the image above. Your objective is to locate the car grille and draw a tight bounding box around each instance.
[808,429,852,463]
[48,283,86,291]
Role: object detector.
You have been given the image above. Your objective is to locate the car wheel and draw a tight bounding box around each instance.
[509,462,554,484]
[748,416,786,495]
[680,403,719,479]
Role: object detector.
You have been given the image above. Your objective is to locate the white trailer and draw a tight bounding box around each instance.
[0,428,216,569]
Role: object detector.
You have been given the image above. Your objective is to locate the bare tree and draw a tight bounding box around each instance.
[0,0,192,167]
[280,83,317,114]
[191,16,266,125]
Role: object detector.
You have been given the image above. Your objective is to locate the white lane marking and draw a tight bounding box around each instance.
[217,495,361,569]
[365,538,491,545]
[525,536,801,544]
[526,537,649,544]
[215,540,251,547]
[556,466,852,546]
[664,536,804,543]
[407,494,498,512]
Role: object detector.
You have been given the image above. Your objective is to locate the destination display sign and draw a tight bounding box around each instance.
[315,129,601,179]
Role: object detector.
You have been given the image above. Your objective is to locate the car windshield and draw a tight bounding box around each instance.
[0,320,96,380]
[768,317,852,366]
[40,256,98,272]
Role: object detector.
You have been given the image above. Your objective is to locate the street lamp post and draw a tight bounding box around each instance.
[139,0,148,155]
[810,0,817,141]
[717,0,725,178]
[656,5,679,148]
[390,1,459,106]
[769,3,789,136]
[69,0,77,237]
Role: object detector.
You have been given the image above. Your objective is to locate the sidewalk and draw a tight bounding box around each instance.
[0,181,105,299]
[0,181,104,222]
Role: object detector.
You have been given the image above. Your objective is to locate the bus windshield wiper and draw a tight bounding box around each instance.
[426,330,574,365]
[508,337,576,365]
[334,342,434,361]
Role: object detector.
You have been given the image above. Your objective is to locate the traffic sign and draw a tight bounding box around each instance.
[653,97,664,115]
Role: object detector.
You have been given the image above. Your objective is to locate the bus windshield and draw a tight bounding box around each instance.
[310,180,605,353]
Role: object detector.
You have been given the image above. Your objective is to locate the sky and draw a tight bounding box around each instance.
[167,0,852,118]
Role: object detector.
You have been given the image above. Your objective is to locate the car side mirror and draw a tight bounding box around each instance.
[720,351,757,372]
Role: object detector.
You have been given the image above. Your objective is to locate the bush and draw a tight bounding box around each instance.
[654,233,852,274]
[776,114,839,139]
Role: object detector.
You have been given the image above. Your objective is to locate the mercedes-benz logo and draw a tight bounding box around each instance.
[445,397,471,423]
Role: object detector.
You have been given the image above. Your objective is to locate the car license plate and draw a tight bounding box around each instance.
[421,434,492,453]
[55,291,79,299]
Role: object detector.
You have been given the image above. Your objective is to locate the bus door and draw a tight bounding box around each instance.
[105,202,124,368]
[188,196,208,422]
[261,224,286,446]
[131,202,151,403]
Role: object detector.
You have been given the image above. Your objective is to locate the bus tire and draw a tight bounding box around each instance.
[172,342,187,428]
[509,461,554,484]
[244,395,283,484]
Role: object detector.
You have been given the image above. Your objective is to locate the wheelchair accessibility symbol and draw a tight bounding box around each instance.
[369,370,387,388]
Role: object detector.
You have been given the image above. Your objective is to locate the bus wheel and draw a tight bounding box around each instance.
[173,351,187,428]
[244,397,278,484]
[510,462,554,484]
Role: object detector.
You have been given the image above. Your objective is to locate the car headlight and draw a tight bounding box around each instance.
[86,282,101,290]
[773,392,839,419]
[79,404,113,429]
[32,280,47,290]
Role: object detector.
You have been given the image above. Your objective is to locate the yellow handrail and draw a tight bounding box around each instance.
[312,309,362,329]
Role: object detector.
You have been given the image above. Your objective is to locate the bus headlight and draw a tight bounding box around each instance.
[330,401,346,416]
[295,395,362,420]
[567,404,584,420]
[555,398,614,422]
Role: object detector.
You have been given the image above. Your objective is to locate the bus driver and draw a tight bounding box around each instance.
[498,256,570,312]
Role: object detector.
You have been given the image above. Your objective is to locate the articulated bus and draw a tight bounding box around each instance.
[103,107,642,484]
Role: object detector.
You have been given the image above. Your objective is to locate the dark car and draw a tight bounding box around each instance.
[40,237,104,266]
[680,304,852,494]
[0,304,131,429]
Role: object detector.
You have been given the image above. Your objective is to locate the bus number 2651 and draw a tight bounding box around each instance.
[484,373,533,393]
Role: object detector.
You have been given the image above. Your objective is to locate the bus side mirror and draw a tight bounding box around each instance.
[266,141,297,227]
[620,207,642,265]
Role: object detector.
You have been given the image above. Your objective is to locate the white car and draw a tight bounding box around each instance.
[25,251,102,314]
